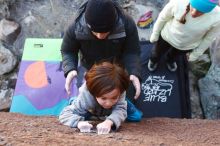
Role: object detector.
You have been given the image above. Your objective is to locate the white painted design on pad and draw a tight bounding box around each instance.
[142,76,174,103]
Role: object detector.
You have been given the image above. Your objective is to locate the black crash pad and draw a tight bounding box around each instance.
[135,41,191,118]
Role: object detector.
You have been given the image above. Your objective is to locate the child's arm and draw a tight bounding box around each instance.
[150,1,175,43]
[59,102,86,128]
[59,85,95,128]
[189,22,220,61]
[106,92,127,130]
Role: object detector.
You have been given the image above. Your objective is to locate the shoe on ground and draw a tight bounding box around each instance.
[148,59,158,71]
[166,61,177,72]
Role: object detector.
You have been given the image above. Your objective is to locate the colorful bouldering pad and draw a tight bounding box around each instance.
[10,38,78,116]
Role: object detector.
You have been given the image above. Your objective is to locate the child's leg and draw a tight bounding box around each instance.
[126,98,143,122]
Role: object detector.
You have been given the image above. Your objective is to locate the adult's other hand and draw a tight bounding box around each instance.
[65,70,77,95]
[130,75,140,99]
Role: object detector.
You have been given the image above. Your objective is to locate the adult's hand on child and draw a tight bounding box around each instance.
[65,70,77,95]
[130,75,141,99]
[77,121,93,133]
[96,119,113,135]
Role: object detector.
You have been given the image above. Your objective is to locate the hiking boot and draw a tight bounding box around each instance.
[148,59,158,71]
[166,61,177,72]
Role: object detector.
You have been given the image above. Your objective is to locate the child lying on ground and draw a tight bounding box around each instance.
[59,62,130,134]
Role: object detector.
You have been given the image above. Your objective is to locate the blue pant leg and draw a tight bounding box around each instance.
[126,98,143,122]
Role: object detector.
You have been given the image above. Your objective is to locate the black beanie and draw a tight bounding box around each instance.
[85,0,117,33]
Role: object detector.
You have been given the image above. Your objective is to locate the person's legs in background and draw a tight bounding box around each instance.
[166,47,179,72]
[148,36,172,71]
[166,48,190,72]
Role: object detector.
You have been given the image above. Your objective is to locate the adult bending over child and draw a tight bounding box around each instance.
[59,62,129,134]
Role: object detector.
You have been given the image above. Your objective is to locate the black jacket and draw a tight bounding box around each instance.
[61,1,141,79]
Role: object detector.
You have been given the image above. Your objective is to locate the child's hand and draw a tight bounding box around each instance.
[77,121,93,133]
[96,119,113,135]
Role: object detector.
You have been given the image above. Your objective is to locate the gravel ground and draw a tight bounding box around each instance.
[0,112,220,146]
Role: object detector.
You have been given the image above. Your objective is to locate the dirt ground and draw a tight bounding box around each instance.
[0,112,220,146]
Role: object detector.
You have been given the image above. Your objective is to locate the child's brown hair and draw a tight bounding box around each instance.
[85,61,130,97]
[179,4,190,24]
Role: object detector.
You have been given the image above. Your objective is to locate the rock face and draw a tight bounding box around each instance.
[0,112,220,146]
[0,43,17,111]
[125,2,159,41]
[0,0,11,19]
[198,36,220,119]
[0,71,17,111]
[210,35,220,66]
[189,71,204,118]
[199,65,220,119]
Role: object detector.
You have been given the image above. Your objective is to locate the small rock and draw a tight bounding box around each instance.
[0,1,10,19]
[0,18,21,44]
[0,43,17,75]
